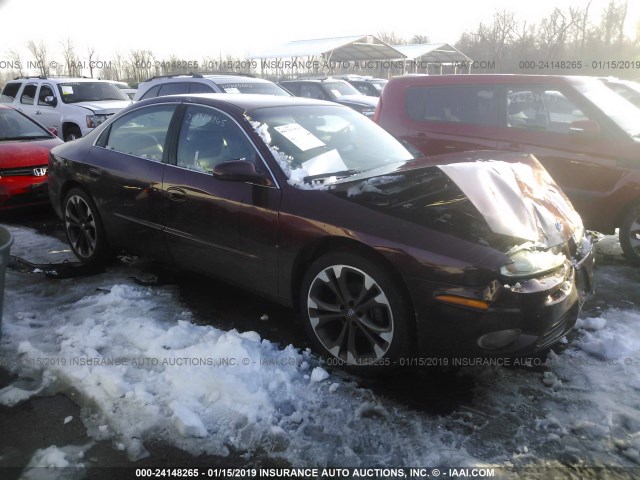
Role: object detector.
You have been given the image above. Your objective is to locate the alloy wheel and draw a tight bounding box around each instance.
[65,195,98,259]
[307,264,394,363]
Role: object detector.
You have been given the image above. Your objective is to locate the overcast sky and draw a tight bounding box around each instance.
[0,0,638,63]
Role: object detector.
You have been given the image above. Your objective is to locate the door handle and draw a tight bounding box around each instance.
[167,187,187,202]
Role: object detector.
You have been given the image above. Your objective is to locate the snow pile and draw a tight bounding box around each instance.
[20,444,89,480]
[0,226,478,467]
[3,226,640,469]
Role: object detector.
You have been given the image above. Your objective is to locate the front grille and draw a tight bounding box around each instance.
[0,165,48,177]
[536,303,579,349]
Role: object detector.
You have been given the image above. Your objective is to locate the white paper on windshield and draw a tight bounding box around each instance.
[61,86,74,95]
[224,87,241,94]
[302,149,347,176]
[274,123,325,151]
[330,89,342,97]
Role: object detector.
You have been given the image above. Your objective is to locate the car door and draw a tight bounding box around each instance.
[89,103,178,257]
[17,83,39,119]
[160,103,281,297]
[401,84,499,158]
[495,85,628,228]
[34,83,62,133]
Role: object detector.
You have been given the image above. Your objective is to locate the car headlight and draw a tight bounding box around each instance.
[500,246,566,278]
[360,108,375,117]
[86,114,110,129]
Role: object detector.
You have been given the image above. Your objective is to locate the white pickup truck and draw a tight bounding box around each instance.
[0,76,132,141]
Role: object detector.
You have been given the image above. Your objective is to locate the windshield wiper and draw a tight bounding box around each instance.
[303,170,359,183]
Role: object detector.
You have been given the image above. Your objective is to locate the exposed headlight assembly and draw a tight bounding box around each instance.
[500,242,566,279]
[86,114,110,129]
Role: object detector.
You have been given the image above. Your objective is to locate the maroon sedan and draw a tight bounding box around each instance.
[48,94,594,370]
[0,105,62,210]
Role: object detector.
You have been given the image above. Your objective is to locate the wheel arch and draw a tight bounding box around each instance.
[290,236,416,322]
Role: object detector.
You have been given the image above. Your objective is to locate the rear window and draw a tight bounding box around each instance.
[0,82,21,103]
[406,85,497,127]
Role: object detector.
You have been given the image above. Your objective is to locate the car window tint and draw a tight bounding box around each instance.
[189,83,215,94]
[0,82,21,103]
[158,82,189,97]
[104,104,176,161]
[20,84,37,105]
[300,84,327,100]
[507,88,588,133]
[176,105,257,172]
[406,85,497,126]
[38,84,55,106]
[140,85,161,100]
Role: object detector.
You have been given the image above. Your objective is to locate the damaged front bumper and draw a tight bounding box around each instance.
[409,235,595,358]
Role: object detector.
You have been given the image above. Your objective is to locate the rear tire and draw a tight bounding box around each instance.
[63,188,109,267]
[300,251,413,372]
[620,203,640,266]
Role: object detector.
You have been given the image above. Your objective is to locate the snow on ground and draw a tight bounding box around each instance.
[1,225,640,471]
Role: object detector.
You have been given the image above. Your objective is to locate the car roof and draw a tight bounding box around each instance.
[9,77,113,84]
[386,74,600,87]
[280,78,350,84]
[140,74,274,85]
[136,92,342,111]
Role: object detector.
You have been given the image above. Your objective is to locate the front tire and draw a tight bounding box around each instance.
[63,188,109,267]
[300,251,413,370]
[620,203,640,266]
[64,126,82,142]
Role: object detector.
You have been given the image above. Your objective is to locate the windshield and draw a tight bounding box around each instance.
[248,105,415,187]
[57,82,130,104]
[575,80,640,137]
[217,82,291,96]
[323,81,361,98]
[0,108,51,141]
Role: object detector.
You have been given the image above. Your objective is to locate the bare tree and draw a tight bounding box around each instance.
[87,46,96,78]
[27,40,49,76]
[61,38,81,77]
[377,31,408,46]
[409,34,430,45]
[6,48,24,77]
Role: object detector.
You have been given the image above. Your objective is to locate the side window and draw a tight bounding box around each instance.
[0,82,22,103]
[38,84,55,106]
[507,88,588,133]
[406,86,497,126]
[158,82,189,96]
[140,85,161,100]
[104,104,176,161]
[20,84,38,105]
[176,105,258,172]
[300,84,327,100]
[189,83,214,94]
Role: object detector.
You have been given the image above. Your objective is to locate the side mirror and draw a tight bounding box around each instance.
[212,160,273,187]
[569,119,600,138]
[44,96,58,107]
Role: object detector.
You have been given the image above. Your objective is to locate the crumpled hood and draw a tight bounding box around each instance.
[437,158,583,247]
[333,152,583,250]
